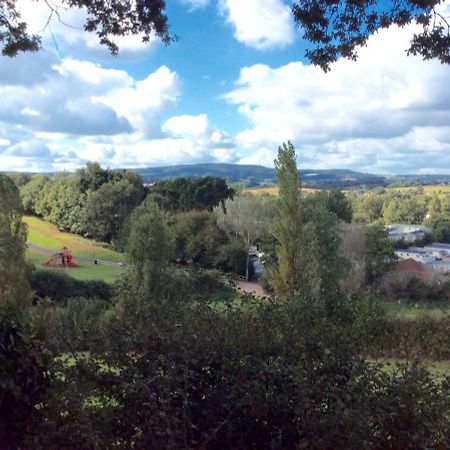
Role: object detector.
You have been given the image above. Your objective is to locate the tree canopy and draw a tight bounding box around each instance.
[0,0,171,57]
[292,0,450,71]
[2,1,449,71]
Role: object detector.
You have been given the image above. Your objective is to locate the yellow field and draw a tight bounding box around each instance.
[244,187,318,196]
[388,185,450,196]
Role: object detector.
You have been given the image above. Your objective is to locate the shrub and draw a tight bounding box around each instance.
[28,268,113,302]
[0,322,50,449]
[214,240,248,276]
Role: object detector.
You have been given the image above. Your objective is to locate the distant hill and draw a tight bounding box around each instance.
[6,163,450,189]
[134,164,387,189]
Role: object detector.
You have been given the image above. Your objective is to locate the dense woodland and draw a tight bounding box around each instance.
[1,143,450,449]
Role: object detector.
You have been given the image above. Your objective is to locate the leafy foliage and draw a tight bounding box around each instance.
[0,0,171,56]
[0,174,30,314]
[292,0,450,71]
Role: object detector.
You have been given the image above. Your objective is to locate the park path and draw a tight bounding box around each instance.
[27,242,125,267]
[234,280,269,299]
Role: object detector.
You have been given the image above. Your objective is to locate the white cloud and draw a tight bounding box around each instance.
[224,23,450,173]
[219,0,295,50]
[0,49,238,171]
[94,66,181,136]
[179,0,210,11]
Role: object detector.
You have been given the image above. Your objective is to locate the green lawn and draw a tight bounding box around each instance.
[24,216,125,262]
[27,248,123,284]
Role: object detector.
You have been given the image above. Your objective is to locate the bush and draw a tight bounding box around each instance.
[30,296,112,352]
[214,240,248,276]
[30,298,450,449]
[28,268,113,302]
[0,322,50,449]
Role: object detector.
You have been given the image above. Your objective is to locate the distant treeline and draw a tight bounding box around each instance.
[10,163,234,250]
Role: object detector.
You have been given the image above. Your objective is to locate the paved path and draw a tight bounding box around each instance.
[27,242,125,267]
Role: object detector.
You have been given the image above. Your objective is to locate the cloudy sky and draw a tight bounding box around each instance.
[1,0,450,174]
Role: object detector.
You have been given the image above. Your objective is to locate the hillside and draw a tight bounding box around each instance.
[134,164,387,188]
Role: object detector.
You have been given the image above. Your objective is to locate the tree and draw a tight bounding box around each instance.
[292,0,450,71]
[124,198,174,297]
[270,142,347,304]
[172,210,226,267]
[0,174,30,315]
[20,174,51,215]
[313,189,353,223]
[216,194,270,281]
[0,0,171,57]
[82,178,145,246]
[364,224,397,283]
[270,142,305,299]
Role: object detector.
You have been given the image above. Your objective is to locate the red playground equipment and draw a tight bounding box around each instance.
[44,246,79,268]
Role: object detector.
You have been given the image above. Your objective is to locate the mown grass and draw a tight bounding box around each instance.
[26,248,123,284]
[24,216,124,262]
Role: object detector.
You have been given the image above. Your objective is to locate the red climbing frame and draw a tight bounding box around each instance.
[44,246,79,268]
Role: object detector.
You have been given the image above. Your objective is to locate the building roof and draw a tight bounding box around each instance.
[396,258,428,278]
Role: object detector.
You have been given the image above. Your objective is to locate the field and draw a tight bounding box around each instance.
[25,216,125,283]
[245,187,318,196]
[24,216,125,262]
[387,185,450,196]
[26,248,123,283]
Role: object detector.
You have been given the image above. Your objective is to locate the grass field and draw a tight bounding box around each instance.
[24,216,125,262]
[244,187,318,196]
[25,216,125,283]
[387,185,450,196]
[27,248,124,284]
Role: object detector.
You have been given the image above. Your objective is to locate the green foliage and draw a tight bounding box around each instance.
[270,142,304,299]
[124,198,174,297]
[432,220,450,243]
[0,321,50,449]
[216,194,271,280]
[213,239,248,276]
[31,297,450,449]
[173,210,226,266]
[19,163,146,246]
[270,142,346,304]
[30,296,112,353]
[293,0,450,71]
[365,224,397,283]
[28,268,113,303]
[0,173,30,315]
[352,193,386,223]
[383,196,427,225]
[149,176,234,213]
[316,189,353,222]
[82,178,144,246]
[0,0,171,57]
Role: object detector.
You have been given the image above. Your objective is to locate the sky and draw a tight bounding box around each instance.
[1,0,450,174]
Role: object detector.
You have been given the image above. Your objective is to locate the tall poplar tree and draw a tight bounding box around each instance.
[270,141,305,299]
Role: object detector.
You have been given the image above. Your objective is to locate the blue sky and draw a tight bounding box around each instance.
[1,0,450,174]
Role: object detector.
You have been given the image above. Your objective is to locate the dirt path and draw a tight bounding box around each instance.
[27,242,126,267]
[234,280,270,299]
